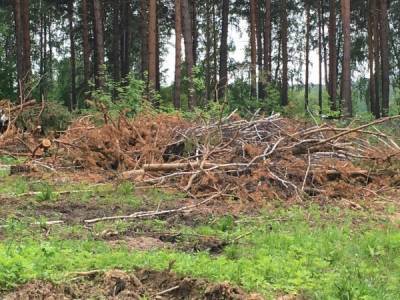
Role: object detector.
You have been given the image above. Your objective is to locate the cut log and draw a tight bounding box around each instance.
[32,139,52,157]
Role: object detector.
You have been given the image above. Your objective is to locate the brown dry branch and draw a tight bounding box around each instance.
[84,192,222,224]
[2,109,400,202]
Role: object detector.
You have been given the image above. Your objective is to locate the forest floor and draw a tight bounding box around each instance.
[0,162,400,299]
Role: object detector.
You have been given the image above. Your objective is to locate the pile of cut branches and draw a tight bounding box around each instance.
[0,99,40,156]
[28,112,400,201]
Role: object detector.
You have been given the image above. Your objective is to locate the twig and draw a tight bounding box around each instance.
[156,285,180,296]
[84,192,221,224]
[302,150,312,191]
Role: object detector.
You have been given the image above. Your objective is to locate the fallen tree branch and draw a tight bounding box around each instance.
[316,115,400,146]
[84,192,222,224]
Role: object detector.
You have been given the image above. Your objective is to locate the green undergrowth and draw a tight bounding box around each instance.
[1,206,400,299]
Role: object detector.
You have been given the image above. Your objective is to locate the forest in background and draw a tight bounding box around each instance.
[1,0,400,119]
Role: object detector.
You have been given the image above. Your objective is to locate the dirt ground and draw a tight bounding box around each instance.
[4,269,264,300]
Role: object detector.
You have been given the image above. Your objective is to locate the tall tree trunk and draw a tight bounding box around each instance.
[264,0,272,95]
[250,0,257,98]
[13,0,23,95]
[367,0,377,117]
[68,0,77,110]
[48,12,53,83]
[39,6,44,98]
[82,0,91,88]
[274,31,282,83]
[321,2,329,90]
[112,0,121,84]
[280,0,288,106]
[218,0,229,100]
[372,0,380,118]
[148,0,157,93]
[257,2,264,99]
[13,0,31,100]
[182,0,196,109]
[174,0,182,109]
[43,10,48,98]
[139,0,148,80]
[304,0,310,111]
[205,0,212,102]
[190,0,198,65]
[21,0,31,81]
[121,0,131,79]
[155,7,160,94]
[341,0,352,117]
[93,0,104,88]
[379,0,390,117]
[328,0,337,111]
[318,0,323,115]
[212,2,218,101]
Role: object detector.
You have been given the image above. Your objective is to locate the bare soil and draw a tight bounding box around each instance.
[3,269,264,300]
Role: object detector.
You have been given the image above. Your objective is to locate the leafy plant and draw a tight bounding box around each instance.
[88,73,146,118]
[36,184,56,202]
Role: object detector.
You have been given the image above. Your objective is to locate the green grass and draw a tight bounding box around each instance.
[1,206,399,299]
[1,162,399,298]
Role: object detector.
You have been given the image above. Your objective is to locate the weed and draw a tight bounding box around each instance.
[36,184,56,202]
[117,181,135,196]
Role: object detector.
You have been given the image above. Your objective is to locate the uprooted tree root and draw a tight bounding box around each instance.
[3,269,264,300]
[3,111,400,204]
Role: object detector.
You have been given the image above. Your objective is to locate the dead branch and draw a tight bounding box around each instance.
[84,193,221,224]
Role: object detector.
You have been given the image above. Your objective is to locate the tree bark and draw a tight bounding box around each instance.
[341,0,352,117]
[139,0,148,80]
[174,0,182,109]
[21,0,31,81]
[93,0,104,88]
[321,2,329,90]
[148,0,157,93]
[112,0,121,84]
[318,0,323,115]
[368,0,378,118]
[82,0,91,88]
[121,0,131,79]
[190,0,198,65]
[68,0,77,110]
[257,1,264,99]
[13,0,24,97]
[182,0,196,109]
[205,0,212,102]
[304,0,310,111]
[250,0,257,98]
[328,0,337,111]
[372,0,381,118]
[379,0,390,117]
[264,0,272,94]
[218,0,229,100]
[280,0,288,106]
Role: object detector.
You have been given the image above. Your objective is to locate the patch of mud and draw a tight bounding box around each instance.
[3,269,264,300]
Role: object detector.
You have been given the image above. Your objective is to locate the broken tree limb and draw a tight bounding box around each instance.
[84,193,221,224]
[8,99,36,113]
[121,162,250,179]
[316,115,400,146]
